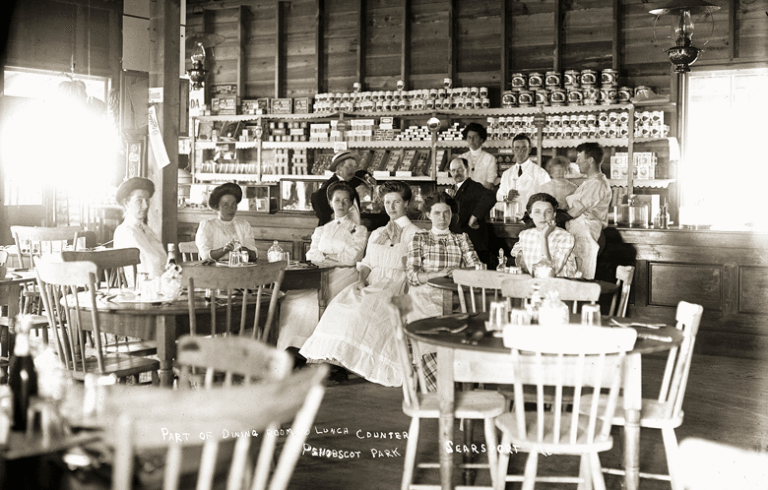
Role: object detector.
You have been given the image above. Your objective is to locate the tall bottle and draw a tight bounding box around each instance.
[165,243,177,268]
[8,316,38,431]
[161,243,183,300]
[267,240,284,263]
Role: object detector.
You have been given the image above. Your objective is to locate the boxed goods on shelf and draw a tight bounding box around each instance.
[212,95,238,115]
[611,152,657,179]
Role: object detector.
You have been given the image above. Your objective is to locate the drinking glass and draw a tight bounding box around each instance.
[228,252,241,267]
[486,301,509,333]
[581,303,602,326]
[510,308,532,326]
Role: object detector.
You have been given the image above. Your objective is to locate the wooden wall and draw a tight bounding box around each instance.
[185,0,768,102]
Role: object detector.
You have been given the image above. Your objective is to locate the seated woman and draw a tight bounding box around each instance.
[277,181,368,351]
[511,193,578,278]
[113,177,166,280]
[195,183,258,262]
[299,181,421,387]
[406,192,482,322]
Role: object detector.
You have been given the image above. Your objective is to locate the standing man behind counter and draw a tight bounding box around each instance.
[564,142,612,279]
[496,134,550,220]
[310,150,359,226]
[445,157,497,265]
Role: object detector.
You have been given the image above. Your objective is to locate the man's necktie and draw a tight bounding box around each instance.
[517,165,523,177]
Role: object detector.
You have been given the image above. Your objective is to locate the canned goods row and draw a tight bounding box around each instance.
[510,69,622,90]
[502,85,633,108]
[634,124,670,138]
[634,111,665,125]
[489,111,630,128]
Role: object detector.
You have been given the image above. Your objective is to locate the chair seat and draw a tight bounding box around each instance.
[68,353,160,381]
[580,394,685,429]
[495,411,614,455]
[403,390,506,419]
[104,340,158,357]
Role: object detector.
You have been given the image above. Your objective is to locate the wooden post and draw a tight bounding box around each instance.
[315,0,325,94]
[237,6,247,98]
[275,1,283,98]
[448,0,457,84]
[553,0,562,72]
[500,0,508,93]
[357,0,366,87]
[727,0,736,60]
[612,0,621,71]
[401,0,411,89]
[148,0,180,245]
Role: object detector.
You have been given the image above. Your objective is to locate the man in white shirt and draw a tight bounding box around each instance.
[496,134,550,219]
[564,142,612,279]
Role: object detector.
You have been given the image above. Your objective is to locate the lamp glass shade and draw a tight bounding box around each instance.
[191,42,206,64]
[674,10,695,46]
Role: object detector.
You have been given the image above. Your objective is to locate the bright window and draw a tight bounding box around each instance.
[683,68,768,230]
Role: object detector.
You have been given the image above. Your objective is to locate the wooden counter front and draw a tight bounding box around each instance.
[178,210,768,359]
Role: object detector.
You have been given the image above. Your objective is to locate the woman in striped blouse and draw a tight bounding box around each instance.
[406,192,481,322]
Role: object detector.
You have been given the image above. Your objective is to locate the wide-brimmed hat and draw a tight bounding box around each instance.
[116,177,155,205]
[329,150,359,172]
[208,182,243,209]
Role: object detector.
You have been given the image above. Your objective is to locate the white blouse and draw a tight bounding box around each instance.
[306,215,367,267]
[195,217,259,261]
[113,217,167,279]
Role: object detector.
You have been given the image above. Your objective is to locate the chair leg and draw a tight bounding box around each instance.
[462,418,476,485]
[577,453,592,490]
[401,416,420,490]
[521,451,538,490]
[151,370,159,386]
[662,427,683,490]
[483,417,498,487]
[589,452,606,490]
[495,434,512,490]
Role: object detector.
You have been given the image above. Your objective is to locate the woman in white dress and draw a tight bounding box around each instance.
[195,182,259,262]
[459,122,498,190]
[299,181,421,387]
[277,181,368,351]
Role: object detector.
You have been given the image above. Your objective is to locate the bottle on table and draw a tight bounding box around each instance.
[165,243,177,268]
[8,315,38,431]
[267,241,284,263]
[496,248,507,272]
[161,243,183,300]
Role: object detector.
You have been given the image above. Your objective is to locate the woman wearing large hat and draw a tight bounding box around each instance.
[195,182,259,262]
[113,177,167,278]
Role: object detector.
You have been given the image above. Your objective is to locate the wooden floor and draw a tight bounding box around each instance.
[288,353,768,489]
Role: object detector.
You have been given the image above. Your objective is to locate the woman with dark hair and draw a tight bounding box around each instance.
[511,193,578,278]
[195,182,258,262]
[300,181,421,387]
[278,180,368,351]
[460,122,498,190]
[310,150,359,226]
[113,177,166,279]
[406,193,481,321]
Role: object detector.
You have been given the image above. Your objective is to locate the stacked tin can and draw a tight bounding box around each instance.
[485,116,538,141]
[502,69,633,108]
[633,107,669,138]
[538,110,631,140]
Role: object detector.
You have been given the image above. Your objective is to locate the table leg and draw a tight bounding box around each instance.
[437,346,455,490]
[623,353,642,490]
[156,315,176,388]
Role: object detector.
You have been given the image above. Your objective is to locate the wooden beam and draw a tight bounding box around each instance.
[553,0,561,72]
[401,0,411,89]
[148,0,180,245]
[500,0,508,91]
[728,0,736,60]
[612,0,621,71]
[73,5,87,74]
[448,0,456,83]
[275,0,282,98]
[315,0,324,94]
[357,0,366,86]
[109,8,121,83]
[237,5,246,98]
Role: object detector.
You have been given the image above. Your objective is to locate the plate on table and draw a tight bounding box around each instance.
[111,292,172,306]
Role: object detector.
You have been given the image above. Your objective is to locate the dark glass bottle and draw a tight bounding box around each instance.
[8,316,38,431]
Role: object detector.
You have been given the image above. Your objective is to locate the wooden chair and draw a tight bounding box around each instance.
[678,438,768,490]
[109,365,328,490]
[176,334,293,390]
[609,265,635,317]
[494,325,638,490]
[582,301,704,490]
[178,241,199,262]
[453,269,519,313]
[61,248,155,357]
[391,294,506,490]
[502,276,601,314]
[11,225,85,270]
[33,258,159,383]
[181,261,286,341]
[0,280,22,373]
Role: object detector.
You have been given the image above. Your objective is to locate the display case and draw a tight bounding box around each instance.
[279,179,321,213]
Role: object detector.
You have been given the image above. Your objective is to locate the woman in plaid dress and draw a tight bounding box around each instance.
[406,193,482,322]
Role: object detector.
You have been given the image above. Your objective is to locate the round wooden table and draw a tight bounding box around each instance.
[405,312,683,490]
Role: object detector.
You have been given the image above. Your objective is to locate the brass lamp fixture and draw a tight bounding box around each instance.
[187,42,207,89]
[650,0,720,73]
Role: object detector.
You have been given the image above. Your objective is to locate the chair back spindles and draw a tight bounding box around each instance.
[453,269,510,313]
[660,301,703,419]
[178,241,199,262]
[610,265,635,317]
[12,225,84,269]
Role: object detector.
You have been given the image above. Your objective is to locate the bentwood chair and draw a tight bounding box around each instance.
[176,334,292,390]
[109,365,328,490]
[581,301,704,490]
[61,248,156,357]
[391,295,506,490]
[609,265,635,318]
[34,258,159,383]
[177,241,199,262]
[494,325,638,490]
[678,438,768,490]
[181,261,286,341]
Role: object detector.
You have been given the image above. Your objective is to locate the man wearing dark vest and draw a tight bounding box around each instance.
[310,150,359,226]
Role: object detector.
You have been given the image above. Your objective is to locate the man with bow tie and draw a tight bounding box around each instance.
[446,157,497,264]
[496,134,551,221]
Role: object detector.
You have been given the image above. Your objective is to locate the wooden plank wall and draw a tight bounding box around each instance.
[185,0,768,101]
